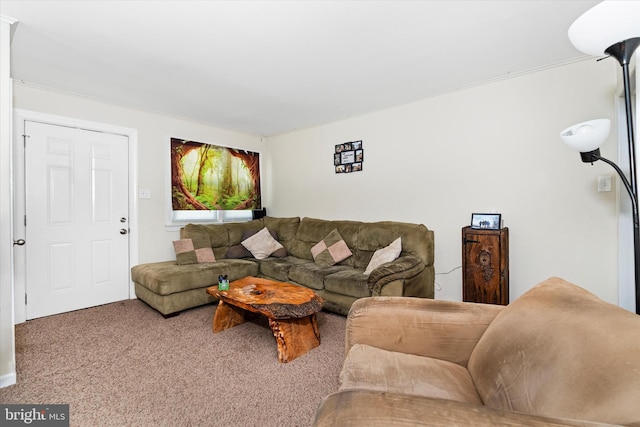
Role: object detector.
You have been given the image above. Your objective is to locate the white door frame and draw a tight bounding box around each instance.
[1,15,18,388]
[13,109,139,324]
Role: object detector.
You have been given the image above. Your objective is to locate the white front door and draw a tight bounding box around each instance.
[24,121,130,319]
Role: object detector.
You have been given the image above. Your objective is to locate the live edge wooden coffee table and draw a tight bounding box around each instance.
[206,276,324,363]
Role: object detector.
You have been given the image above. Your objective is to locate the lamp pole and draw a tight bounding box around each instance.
[565,0,640,314]
[604,37,640,315]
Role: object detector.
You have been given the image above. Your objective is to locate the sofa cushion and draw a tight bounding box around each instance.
[311,229,353,266]
[363,237,401,274]
[263,216,300,243]
[324,269,371,298]
[182,222,229,248]
[172,236,215,265]
[340,343,482,404]
[225,242,252,259]
[288,262,350,291]
[289,218,360,266]
[241,227,284,259]
[131,259,258,295]
[257,256,312,282]
[468,277,640,425]
[354,222,433,269]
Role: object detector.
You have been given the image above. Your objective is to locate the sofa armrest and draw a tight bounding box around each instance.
[345,296,504,367]
[366,255,423,295]
[312,390,617,427]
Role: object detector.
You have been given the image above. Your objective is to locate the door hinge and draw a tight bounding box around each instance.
[22,134,29,147]
[25,293,27,305]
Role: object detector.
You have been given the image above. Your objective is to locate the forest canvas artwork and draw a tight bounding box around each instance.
[170,138,261,211]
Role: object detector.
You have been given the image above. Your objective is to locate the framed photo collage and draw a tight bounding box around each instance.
[334,140,363,173]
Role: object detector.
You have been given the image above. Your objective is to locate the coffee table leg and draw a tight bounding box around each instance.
[269,314,321,363]
[212,300,247,332]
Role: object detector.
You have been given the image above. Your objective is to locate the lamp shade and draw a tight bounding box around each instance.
[560,119,611,152]
[568,1,640,56]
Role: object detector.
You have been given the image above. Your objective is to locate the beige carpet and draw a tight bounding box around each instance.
[0,299,347,426]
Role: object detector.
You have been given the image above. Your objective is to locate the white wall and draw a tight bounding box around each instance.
[266,59,621,304]
[12,82,265,265]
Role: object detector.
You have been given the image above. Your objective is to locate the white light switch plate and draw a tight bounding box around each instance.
[597,175,612,192]
[139,188,151,199]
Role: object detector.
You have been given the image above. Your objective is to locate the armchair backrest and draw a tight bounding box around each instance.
[467,277,640,426]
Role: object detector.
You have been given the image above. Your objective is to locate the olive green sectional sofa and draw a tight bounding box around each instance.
[131,216,434,316]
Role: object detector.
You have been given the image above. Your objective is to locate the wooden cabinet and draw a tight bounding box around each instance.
[462,226,509,305]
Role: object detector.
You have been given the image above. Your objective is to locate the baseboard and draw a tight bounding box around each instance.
[0,371,16,388]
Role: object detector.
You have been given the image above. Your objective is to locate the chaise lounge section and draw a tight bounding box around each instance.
[131,216,434,316]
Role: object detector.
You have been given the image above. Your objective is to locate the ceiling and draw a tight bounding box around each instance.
[2,0,601,137]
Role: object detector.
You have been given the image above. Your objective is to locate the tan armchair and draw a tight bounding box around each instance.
[313,277,640,426]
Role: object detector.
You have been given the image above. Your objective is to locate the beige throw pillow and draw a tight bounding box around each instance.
[311,229,353,266]
[173,236,216,265]
[363,237,401,275]
[241,227,284,259]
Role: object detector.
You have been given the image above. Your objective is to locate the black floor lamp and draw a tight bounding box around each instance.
[560,1,639,315]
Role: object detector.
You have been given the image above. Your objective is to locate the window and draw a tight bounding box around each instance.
[166,137,261,225]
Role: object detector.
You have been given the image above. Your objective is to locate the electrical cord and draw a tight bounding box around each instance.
[434,265,462,291]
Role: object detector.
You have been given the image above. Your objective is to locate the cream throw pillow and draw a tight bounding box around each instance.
[363,237,402,275]
[241,227,284,259]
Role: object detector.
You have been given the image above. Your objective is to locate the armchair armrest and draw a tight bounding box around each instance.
[345,296,504,367]
[312,390,616,427]
[366,255,424,295]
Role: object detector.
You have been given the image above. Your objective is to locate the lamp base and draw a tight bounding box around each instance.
[580,149,601,163]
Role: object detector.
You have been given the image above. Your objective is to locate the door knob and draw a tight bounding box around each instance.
[120,229,128,235]
[13,239,26,246]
